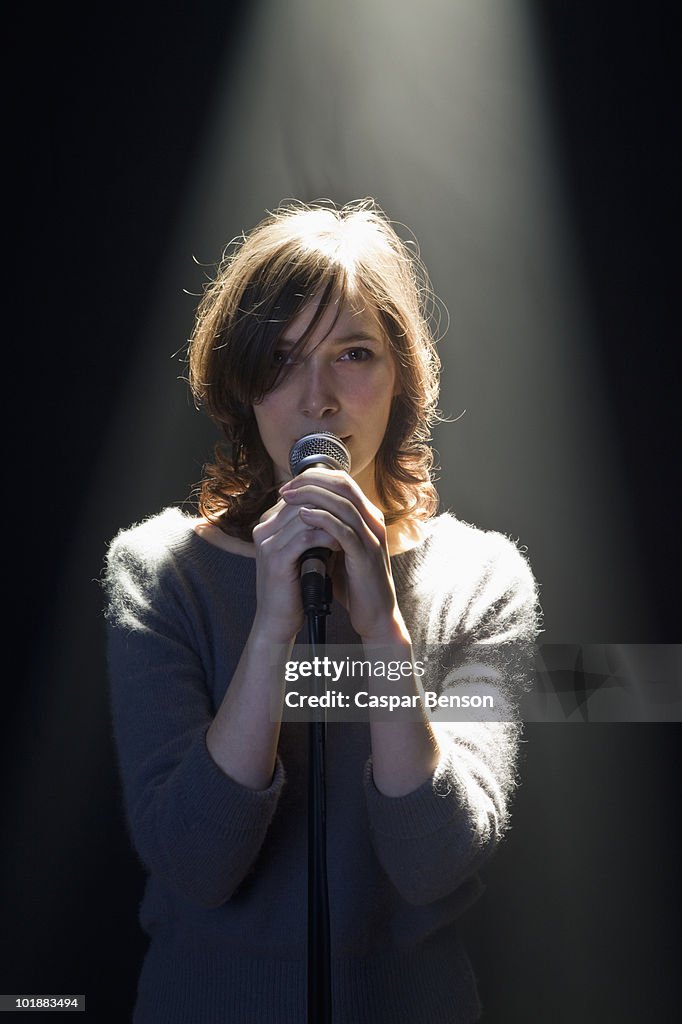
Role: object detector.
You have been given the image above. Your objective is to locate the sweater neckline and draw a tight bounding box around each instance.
[166,507,447,591]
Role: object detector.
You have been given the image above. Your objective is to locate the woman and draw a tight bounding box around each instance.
[103,199,541,1023]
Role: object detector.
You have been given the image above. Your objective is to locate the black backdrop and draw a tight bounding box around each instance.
[4,3,679,1021]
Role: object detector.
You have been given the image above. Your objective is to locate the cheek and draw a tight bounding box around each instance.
[254,391,285,425]
[349,362,396,401]
[358,370,397,420]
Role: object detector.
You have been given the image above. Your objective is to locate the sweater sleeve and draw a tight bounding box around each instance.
[363,530,540,906]
[103,527,286,909]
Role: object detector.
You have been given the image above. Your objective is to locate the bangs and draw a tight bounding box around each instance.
[228,265,357,405]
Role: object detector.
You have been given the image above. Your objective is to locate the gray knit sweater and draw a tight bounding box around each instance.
[103,508,540,1024]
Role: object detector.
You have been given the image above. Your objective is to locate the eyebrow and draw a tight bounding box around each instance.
[330,332,382,344]
[278,331,382,347]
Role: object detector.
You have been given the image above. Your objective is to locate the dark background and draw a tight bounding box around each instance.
[4,2,679,1021]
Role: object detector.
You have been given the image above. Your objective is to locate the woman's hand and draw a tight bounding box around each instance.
[251,493,342,644]
[278,469,409,645]
[258,471,435,801]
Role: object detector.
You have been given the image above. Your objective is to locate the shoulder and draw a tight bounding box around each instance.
[401,512,542,643]
[420,512,536,587]
[106,507,195,566]
[103,508,197,626]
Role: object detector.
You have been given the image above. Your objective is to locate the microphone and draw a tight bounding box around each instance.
[289,431,351,476]
[288,431,351,615]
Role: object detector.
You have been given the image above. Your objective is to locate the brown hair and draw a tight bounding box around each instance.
[188,198,443,539]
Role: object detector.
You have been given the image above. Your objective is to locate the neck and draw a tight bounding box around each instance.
[386,516,426,556]
[194,511,426,559]
[354,465,426,555]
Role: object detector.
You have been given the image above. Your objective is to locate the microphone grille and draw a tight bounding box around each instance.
[289,432,351,476]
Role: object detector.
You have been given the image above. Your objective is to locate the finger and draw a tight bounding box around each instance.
[256,496,287,526]
[298,506,381,562]
[281,468,357,500]
[281,482,386,547]
[257,508,342,559]
[281,469,386,539]
[253,498,303,542]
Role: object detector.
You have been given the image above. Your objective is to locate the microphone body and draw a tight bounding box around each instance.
[288,432,351,615]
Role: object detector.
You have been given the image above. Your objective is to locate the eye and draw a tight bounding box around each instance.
[273,350,297,366]
[338,347,373,362]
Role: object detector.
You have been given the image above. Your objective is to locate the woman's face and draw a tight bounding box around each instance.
[252,291,399,503]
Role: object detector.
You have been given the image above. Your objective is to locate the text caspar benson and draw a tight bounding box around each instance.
[283,657,495,711]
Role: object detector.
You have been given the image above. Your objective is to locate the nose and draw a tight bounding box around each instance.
[297,355,339,420]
